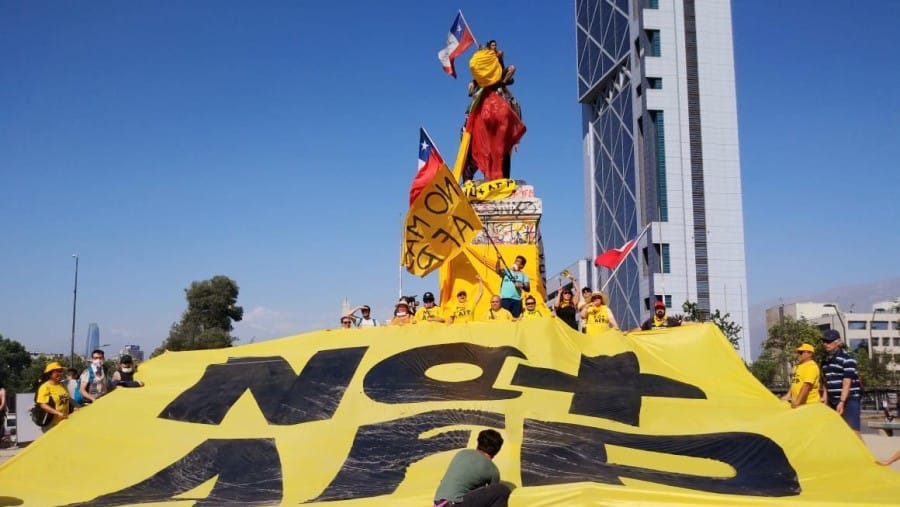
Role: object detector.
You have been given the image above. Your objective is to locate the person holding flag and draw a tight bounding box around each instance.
[496,255,530,318]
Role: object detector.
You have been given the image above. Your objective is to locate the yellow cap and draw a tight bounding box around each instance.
[796,343,815,353]
[43,361,65,373]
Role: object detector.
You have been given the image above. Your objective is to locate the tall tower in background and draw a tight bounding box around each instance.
[575,0,750,360]
[84,322,100,357]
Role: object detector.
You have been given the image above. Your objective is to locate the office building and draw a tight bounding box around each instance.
[766,300,900,371]
[575,0,750,359]
[119,344,145,362]
[84,323,100,357]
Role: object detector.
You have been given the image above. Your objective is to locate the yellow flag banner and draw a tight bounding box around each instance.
[462,178,517,201]
[2,322,898,506]
[402,164,483,276]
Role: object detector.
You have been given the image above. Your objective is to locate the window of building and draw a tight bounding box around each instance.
[648,0,660,8]
[894,337,900,347]
[871,320,889,330]
[848,321,867,330]
[894,321,900,330]
[665,295,672,308]
[648,77,663,89]
[646,30,661,57]
[649,110,667,221]
[653,243,671,273]
[849,339,868,352]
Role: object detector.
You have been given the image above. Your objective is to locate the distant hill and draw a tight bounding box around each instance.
[749,277,900,360]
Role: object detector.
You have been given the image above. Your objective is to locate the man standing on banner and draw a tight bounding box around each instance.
[820,329,862,437]
[781,343,820,408]
[496,255,530,318]
[434,429,511,507]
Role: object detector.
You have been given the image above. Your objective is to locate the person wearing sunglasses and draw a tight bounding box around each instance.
[780,343,820,408]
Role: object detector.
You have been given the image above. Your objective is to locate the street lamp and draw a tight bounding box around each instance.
[824,303,847,342]
[69,254,79,367]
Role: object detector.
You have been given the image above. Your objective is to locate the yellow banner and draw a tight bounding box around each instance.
[402,164,483,276]
[462,178,517,201]
[1,323,899,506]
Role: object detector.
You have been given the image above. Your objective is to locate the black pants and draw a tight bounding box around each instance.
[455,484,511,507]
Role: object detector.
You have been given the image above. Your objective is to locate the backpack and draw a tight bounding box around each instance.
[30,393,54,428]
[72,367,96,405]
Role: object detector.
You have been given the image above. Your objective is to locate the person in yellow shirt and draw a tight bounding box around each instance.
[448,276,484,324]
[390,300,417,326]
[580,291,619,335]
[781,343,821,408]
[519,295,544,319]
[35,361,71,432]
[415,292,445,323]
[484,296,514,321]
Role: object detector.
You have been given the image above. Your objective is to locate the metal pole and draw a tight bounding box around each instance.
[70,254,79,367]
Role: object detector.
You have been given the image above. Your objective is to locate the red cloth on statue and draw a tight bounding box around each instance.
[466,90,526,180]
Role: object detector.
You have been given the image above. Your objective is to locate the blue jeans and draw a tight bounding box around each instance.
[500,298,522,318]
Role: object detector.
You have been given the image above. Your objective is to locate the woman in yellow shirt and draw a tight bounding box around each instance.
[35,361,71,431]
[579,291,619,335]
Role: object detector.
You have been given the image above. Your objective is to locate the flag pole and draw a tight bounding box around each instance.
[399,211,405,299]
[458,9,478,48]
[599,223,651,292]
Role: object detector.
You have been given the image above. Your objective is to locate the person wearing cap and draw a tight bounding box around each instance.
[638,300,682,331]
[415,291,446,323]
[449,275,484,324]
[820,329,862,436]
[390,299,417,326]
[34,361,71,431]
[520,295,544,319]
[496,255,530,318]
[483,295,514,321]
[112,355,144,388]
[344,305,380,327]
[780,343,820,408]
[580,291,619,335]
[553,275,580,330]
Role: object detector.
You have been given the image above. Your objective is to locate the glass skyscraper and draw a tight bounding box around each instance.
[576,0,750,359]
[84,322,100,357]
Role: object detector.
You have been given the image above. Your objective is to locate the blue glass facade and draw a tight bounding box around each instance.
[84,322,100,357]
[576,0,644,329]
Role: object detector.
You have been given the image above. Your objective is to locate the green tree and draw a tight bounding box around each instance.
[680,301,742,349]
[0,334,32,392]
[153,275,244,356]
[753,317,823,387]
[855,349,891,389]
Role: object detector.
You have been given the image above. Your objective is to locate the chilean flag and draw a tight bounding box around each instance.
[409,129,446,205]
[437,12,475,78]
[594,238,638,269]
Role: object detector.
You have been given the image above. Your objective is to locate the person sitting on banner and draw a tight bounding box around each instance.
[434,429,511,507]
[580,291,619,335]
[496,255,530,318]
[449,276,484,324]
[553,274,580,331]
[484,296,514,322]
[519,295,543,319]
[390,299,417,326]
[637,300,682,331]
[415,292,446,323]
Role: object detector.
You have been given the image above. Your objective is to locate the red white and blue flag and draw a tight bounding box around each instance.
[437,12,475,78]
[409,128,446,205]
[594,238,638,269]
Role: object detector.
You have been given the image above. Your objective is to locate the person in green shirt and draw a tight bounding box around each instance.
[434,429,510,506]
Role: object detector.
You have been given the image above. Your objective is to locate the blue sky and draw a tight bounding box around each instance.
[2,2,898,355]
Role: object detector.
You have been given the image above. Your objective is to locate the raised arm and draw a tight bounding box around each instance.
[474,275,484,305]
